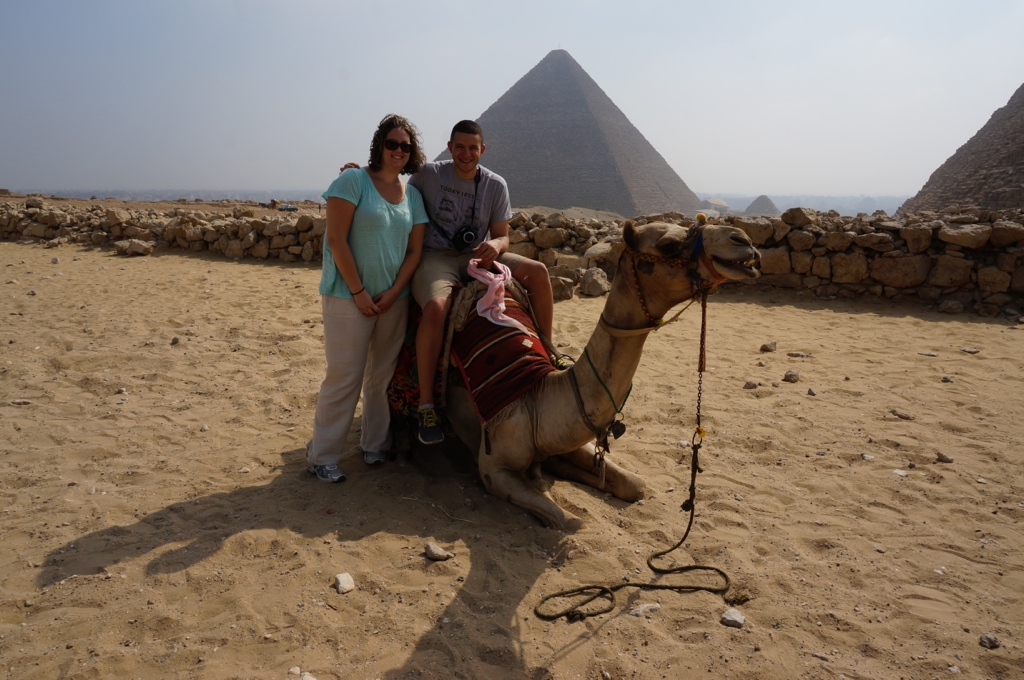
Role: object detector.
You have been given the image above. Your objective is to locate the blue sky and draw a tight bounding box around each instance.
[1,0,1021,196]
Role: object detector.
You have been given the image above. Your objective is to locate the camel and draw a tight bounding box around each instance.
[442,219,761,530]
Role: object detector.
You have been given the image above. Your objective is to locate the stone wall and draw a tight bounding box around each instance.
[3,198,1023,319]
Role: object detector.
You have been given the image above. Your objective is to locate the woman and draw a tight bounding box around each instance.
[307,114,428,482]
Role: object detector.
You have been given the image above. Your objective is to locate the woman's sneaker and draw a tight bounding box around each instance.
[362,450,386,466]
[308,463,346,483]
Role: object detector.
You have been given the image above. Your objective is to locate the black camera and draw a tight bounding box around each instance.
[453,224,477,250]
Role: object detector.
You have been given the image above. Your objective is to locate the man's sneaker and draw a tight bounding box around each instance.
[362,449,386,466]
[417,407,444,445]
[307,463,346,483]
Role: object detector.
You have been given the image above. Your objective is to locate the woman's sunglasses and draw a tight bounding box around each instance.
[383,139,413,153]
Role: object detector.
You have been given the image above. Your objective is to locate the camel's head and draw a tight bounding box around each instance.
[623,220,760,286]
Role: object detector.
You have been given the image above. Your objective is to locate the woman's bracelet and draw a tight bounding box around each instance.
[351,286,365,296]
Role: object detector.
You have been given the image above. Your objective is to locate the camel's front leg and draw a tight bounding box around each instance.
[479,463,584,531]
[542,442,646,503]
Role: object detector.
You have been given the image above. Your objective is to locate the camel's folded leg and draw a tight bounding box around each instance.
[478,463,583,531]
[542,443,646,503]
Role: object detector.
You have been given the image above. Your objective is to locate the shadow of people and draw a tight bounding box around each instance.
[37,445,576,678]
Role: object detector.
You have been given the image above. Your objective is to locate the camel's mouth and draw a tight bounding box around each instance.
[712,253,761,279]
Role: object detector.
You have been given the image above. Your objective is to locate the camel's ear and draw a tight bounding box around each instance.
[654,230,688,259]
[623,220,637,250]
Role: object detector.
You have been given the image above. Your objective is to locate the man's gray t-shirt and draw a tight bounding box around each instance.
[408,160,513,254]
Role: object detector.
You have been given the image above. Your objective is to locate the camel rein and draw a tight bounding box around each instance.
[537,229,732,622]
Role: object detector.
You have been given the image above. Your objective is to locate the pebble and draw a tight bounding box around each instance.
[629,603,661,617]
[787,351,813,358]
[334,573,355,594]
[894,469,908,478]
[978,632,1000,649]
[807,388,816,396]
[51,257,60,264]
[873,545,887,553]
[811,652,829,660]
[977,478,988,484]
[288,668,301,676]
[942,376,953,383]
[424,542,454,561]
[12,399,32,406]
[760,340,777,353]
[720,608,745,628]
[743,381,758,390]
[170,336,180,346]
[27,290,36,296]
[756,360,766,367]
[959,347,980,354]
[782,370,800,383]
[936,452,954,463]
[300,674,318,680]
[200,424,210,432]
[861,454,875,461]
[891,409,914,420]
[917,351,938,357]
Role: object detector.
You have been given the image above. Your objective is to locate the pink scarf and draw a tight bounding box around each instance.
[466,259,529,333]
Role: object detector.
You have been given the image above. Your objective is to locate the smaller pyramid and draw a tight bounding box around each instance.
[744,195,781,216]
[899,82,1024,213]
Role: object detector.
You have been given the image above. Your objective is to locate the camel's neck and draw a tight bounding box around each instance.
[569,258,696,428]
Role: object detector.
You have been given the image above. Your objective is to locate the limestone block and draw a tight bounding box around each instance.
[927,255,974,287]
[250,239,270,259]
[551,276,575,300]
[818,231,854,251]
[733,216,773,245]
[580,268,611,296]
[786,230,816,251]
[771,218,791,242]
[900,226,932,254]
[938,223,991,248]
[224,239,244,259]
[869,254,931,288]
[990,221,1024,248]
[295,215,315,232]
[811,256,831,279]
[532,227,569,249]
[508,241,539,260]
[106,208,131,226]
[831,252,868,284]
[1012,268,1024,293]
[758,246,791,275]
[538,248,560,267]
[853,233,895,252]
[977,267,1011,293]
[790,251,813,274]
[781,207,817,228]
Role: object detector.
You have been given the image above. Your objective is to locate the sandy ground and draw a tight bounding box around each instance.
[1,234,1023,680]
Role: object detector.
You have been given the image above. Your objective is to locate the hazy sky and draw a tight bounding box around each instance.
[1,0,1021,197]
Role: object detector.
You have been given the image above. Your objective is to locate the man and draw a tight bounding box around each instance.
[408,120,555,445]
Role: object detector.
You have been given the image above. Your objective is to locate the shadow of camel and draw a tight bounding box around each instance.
[37,445,604,678]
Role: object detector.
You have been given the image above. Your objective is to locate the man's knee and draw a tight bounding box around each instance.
[513,259,549,288]
[419,297,450,328]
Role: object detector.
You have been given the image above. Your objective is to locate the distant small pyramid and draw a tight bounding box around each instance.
[443,50,700,217]
[899,82,1024,213]
[744,195,781,216]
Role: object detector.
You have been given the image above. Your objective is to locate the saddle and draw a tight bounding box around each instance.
[386,279,556,423]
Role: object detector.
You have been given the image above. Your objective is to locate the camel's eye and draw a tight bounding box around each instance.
[637,260,654,275]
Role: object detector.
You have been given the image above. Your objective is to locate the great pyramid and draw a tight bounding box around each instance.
[899,82,1024,214]
[443,49,701,217]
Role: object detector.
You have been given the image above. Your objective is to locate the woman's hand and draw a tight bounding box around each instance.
[353,289,381,316]
[373,287,400,314]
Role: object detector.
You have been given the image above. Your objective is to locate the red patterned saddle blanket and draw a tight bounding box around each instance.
[450,295,556,422]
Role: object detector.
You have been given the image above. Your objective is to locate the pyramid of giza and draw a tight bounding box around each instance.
[899,82,1024,214]
[444,50,701,217]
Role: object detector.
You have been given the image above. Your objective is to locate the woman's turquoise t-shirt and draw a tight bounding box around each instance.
[319,168,427,299]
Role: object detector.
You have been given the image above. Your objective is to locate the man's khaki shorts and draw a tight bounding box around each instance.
[412,250,529,307]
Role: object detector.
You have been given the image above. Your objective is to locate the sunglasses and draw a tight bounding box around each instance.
[383,139,413,153]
